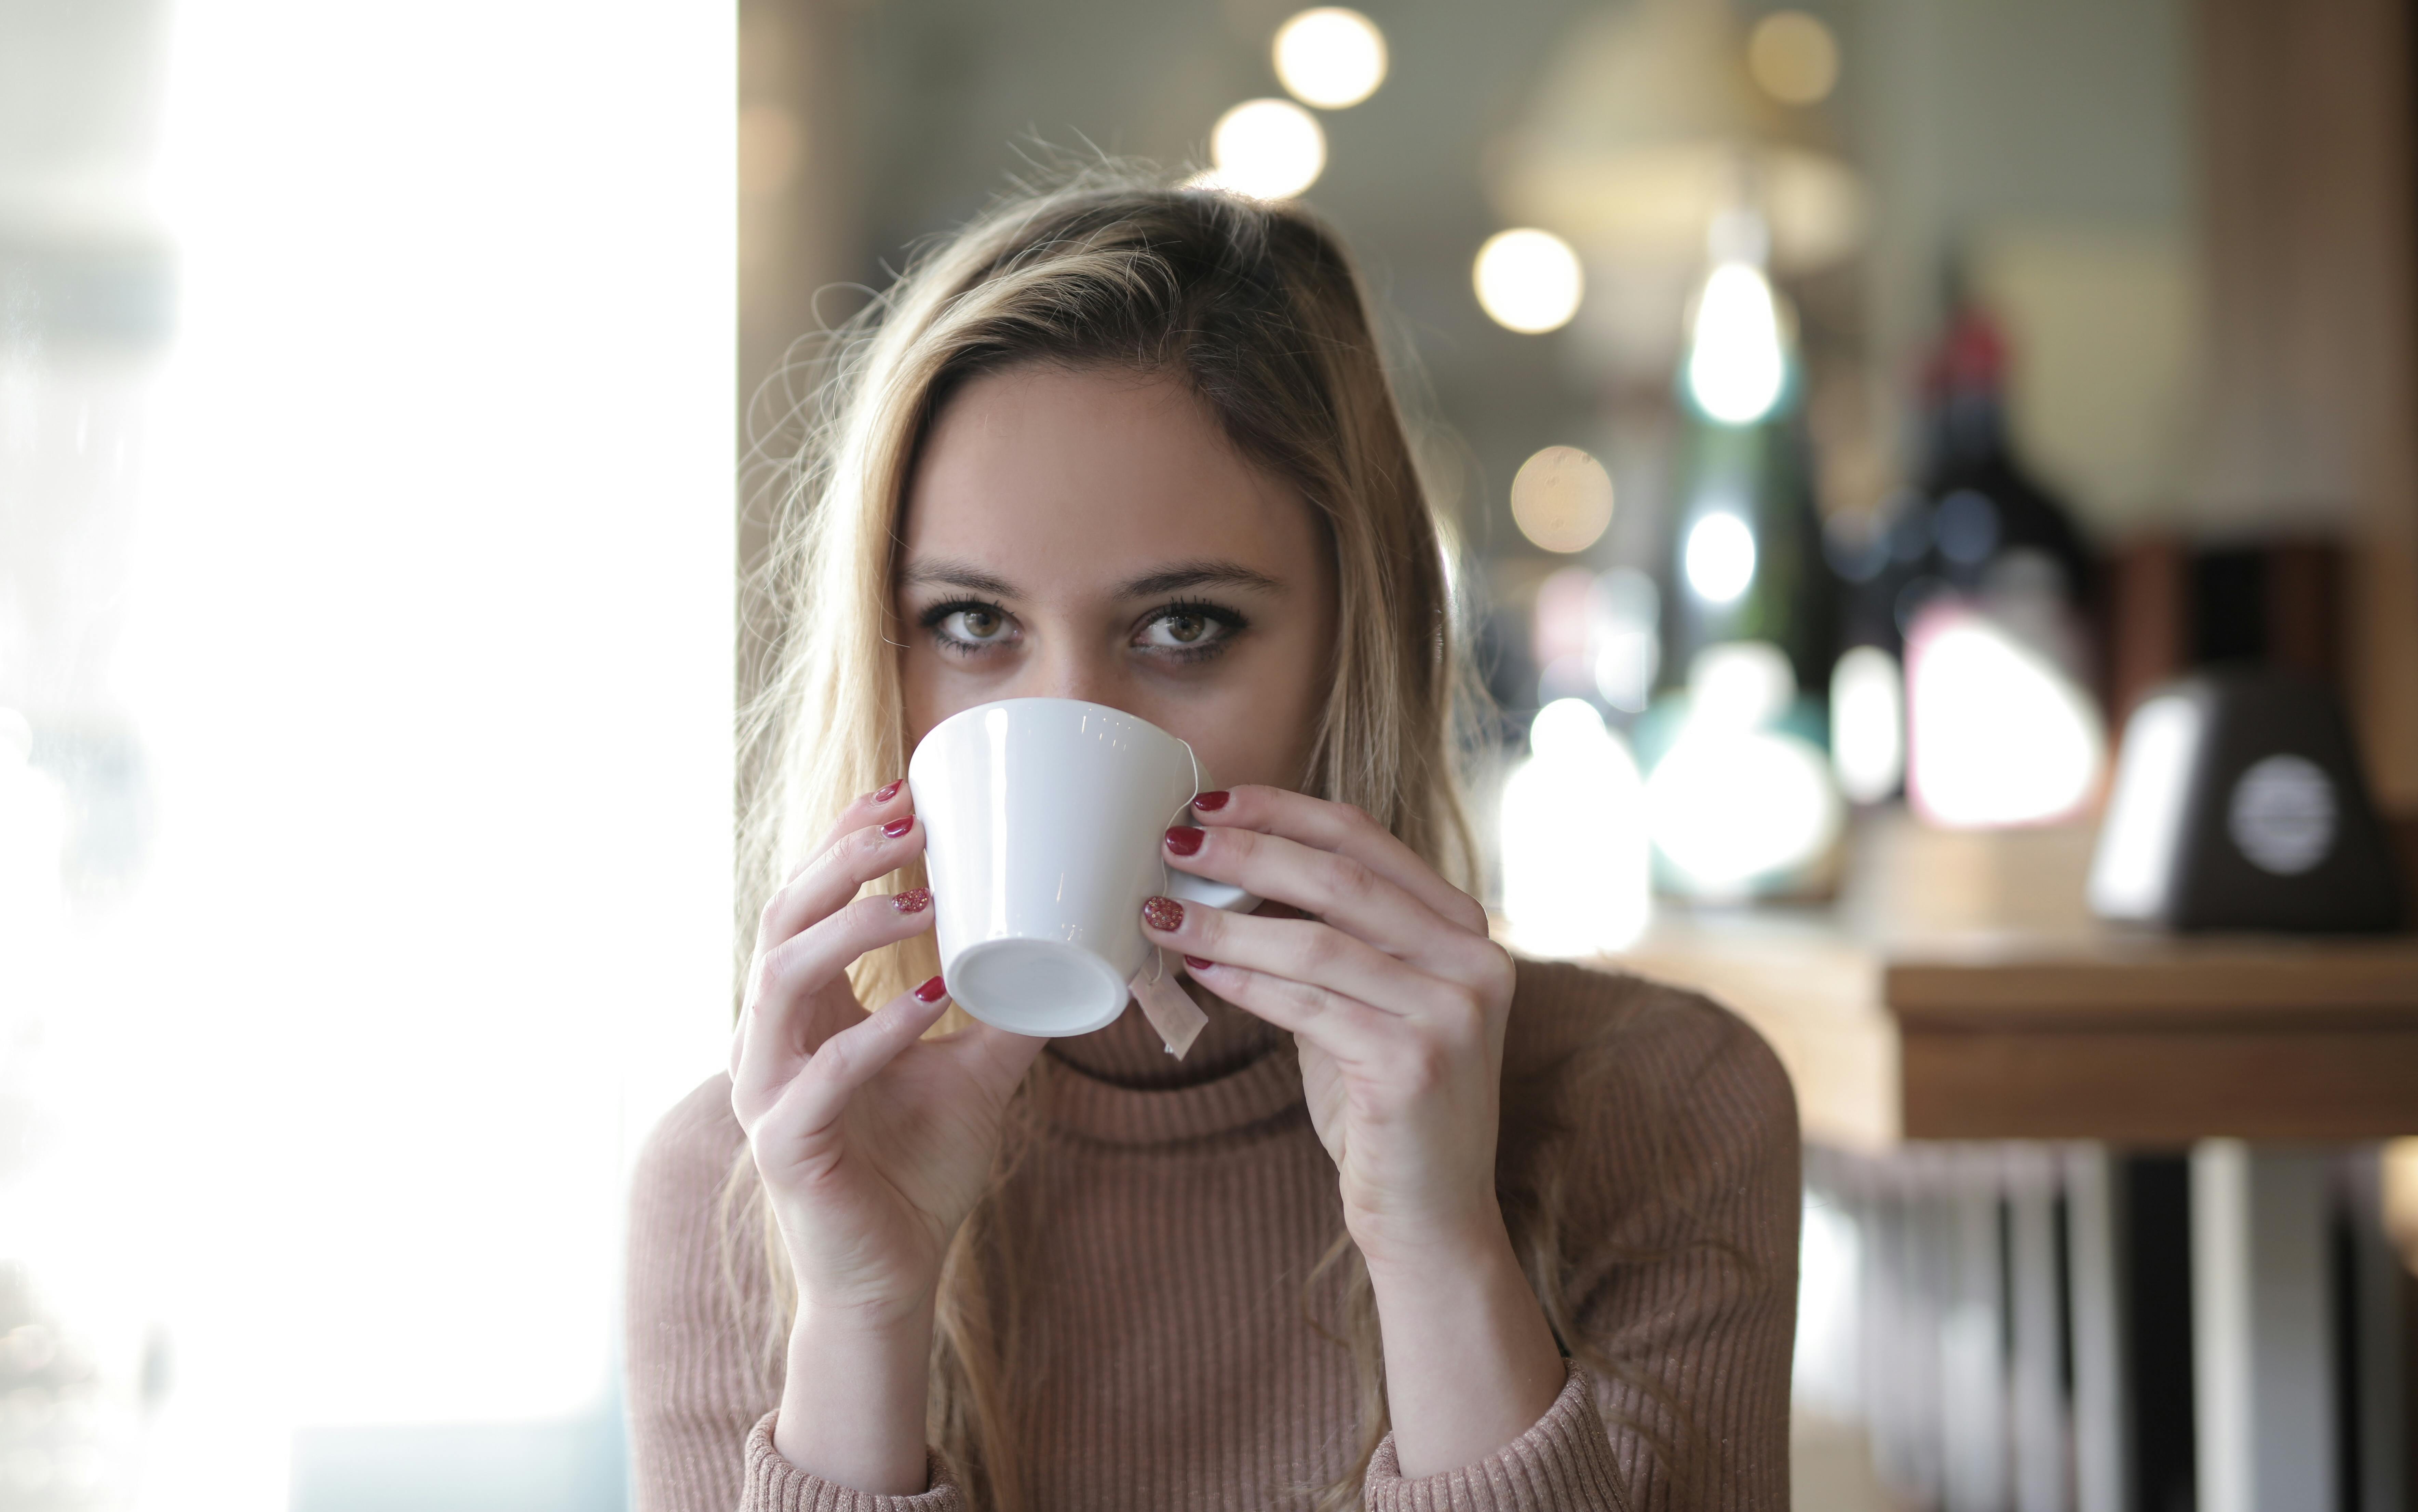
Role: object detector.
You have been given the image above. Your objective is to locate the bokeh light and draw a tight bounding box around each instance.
[1906,606,2106,828]
[1589,569,1661,712]
[1829,645,1904,804]
[1645,642,1842,898]
[1683,510,1758,603]
[1689,640,1796,732]
[1501,699,1650,955]
[1207,98,1327,199]
[1273,8,1388,109]
[1686,261,1788,424]
[1747,11,1841,105]
[1473,228,1584,333]
[1509,444,1615,553]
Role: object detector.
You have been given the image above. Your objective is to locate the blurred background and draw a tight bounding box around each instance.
[6,0,2418,1508]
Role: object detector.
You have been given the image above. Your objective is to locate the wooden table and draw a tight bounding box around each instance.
[1605,908,2418,1512]
[1607,912,2418,1145]
[1890,936,2418,1142]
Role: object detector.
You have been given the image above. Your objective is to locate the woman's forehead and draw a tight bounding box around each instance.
[901,365,1315,596]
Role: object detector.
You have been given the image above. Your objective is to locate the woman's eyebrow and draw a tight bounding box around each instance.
[901,559,1020,597]
[1115,561,1285,598]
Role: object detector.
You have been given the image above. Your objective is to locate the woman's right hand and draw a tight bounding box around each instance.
[730,779,1045,1332]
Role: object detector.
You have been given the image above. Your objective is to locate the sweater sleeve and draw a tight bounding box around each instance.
[626,1074,969,1511]
[1361,1360,1633,1512]
[1549,969,1801,1511]
[625,1073,774,1510]
[740,1414,962,1510]
[1360,965,1800,1512]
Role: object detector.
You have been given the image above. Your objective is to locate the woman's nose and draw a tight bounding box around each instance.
[1019,644,1121,707]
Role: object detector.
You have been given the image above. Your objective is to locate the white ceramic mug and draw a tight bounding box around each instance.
[907,697,1251,1037]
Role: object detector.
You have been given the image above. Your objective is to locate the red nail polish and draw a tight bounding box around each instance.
[1183,955,1216,971]
[1141,895,1184,932]
[1192,790,1231,811]
[913,975,947,1003]
[1164,825,1205,856]
[873,779,903,803]
[882,816,914,838]
[891,887,932,914]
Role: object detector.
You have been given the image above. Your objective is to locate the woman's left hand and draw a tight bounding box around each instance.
[1141,784,1517,1270]
[1143,784,1570,1477]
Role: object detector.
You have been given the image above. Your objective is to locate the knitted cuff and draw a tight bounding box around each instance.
[742,1411,963,1512]
[1362,1361,1630,1512]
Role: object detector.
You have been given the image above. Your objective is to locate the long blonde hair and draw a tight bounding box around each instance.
[728,166,1674,1509]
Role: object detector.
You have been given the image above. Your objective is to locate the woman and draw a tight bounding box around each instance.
[627,169,1798,1511]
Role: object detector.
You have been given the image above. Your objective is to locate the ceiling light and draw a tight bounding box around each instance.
[1205,99,1326,199]
[1273,8,1387,110]
[1747,11,1841,106]
[1473,228,1583,333]
[1509,445,1615,553]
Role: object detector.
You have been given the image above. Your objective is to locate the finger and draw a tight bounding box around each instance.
[1162,823,1495,983]
[802,779,913,870]
[1173,956,1399,1066]
[733,887,935,1112]
[755,809,926,955]
[762,976,954,1138]
[1143,893,1470,1025]
[1190,786,1486,934]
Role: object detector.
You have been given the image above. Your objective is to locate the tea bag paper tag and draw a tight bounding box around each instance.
[1129,951,1206,1059]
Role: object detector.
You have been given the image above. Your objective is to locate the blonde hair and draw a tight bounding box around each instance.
[727,165,1676,1508]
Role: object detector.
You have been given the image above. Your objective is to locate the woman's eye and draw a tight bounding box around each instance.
[1136,608,1236,652]
[932,605,1016,648]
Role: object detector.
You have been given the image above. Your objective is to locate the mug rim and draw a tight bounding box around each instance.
[910,694,1191,760]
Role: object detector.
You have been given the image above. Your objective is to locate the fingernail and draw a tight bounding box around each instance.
[882,816,915,838]
[913,975,948,1003]
[891,887,932,914]
[1164,825,1205,856]
[1141,895,1184,932]
[1192,790,1231,811]
[1183,955,1216,971]
[873,779,903,803]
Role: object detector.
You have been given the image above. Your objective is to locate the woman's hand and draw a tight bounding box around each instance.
[730,780,1044,1491]
[1142,785,1516,1264]
[1140,785,1565,1477]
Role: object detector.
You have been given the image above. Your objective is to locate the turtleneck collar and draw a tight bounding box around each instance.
[1039,985,1306,1145]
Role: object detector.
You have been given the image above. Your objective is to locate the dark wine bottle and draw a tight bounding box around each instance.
[1834,307,2095,659]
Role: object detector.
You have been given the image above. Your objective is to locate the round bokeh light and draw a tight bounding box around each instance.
[1473,228,1583,334]
[1684,512,1758,604]
[1273,8,1388,109]
[1747,11,1841,105]
[1510,445,1615,554]
[1207,98,1327,199]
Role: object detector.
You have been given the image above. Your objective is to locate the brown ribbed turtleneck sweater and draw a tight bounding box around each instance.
[625,959,1798,1510]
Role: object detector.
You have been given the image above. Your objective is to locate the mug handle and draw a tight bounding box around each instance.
[1169,740,1258,914]
[1165,867,1256,914]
